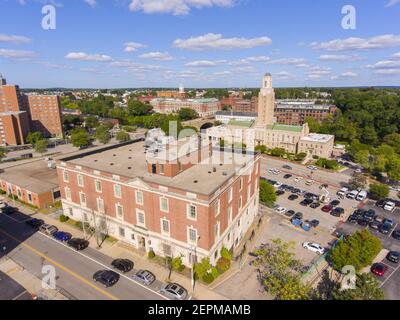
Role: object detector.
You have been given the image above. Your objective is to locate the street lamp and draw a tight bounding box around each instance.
[191,235,201,297]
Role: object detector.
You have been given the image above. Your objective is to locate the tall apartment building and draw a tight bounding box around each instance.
[274,100,337,126]
[57,136,261,266]
[151,98,220,118]
[0,74,63,145]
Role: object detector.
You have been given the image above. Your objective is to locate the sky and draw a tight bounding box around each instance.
[0,0,400,88]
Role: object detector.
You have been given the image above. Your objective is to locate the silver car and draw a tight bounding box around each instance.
[134,270,156,286]
[39,224,58,236]
[160,283,188,300]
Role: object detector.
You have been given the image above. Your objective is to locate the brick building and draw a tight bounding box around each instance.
[56,137,261,266]
[220,96,258,113]
[0,74,63,145]
[151,98,220,118]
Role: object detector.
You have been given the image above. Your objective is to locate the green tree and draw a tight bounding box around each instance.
[71,128,91,148]
[95,125,111,144]
[354,150,371,170]
[84,115,99,129]
[116,130,130,142]
[259,180,277,207]
[383,133,400,154]
[26,131,43,145]
[386,156,400,182]
[252,239,312,300]
[0,146,7,161]
[34,139,48,155]
[128,100,153,116]
[330,229,382,272]
[178,108,199,121]
[270,148,286,157]
[332,273,384,300]
[349,172,368,190]
[369,183,390,200]
[255,145,267,153]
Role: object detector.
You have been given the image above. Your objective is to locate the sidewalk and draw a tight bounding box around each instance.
[8,199,228,300]
[0,257,68,300]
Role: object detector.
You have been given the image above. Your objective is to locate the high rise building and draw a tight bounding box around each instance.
[256,73,275,126]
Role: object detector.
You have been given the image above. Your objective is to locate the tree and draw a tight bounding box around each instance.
[270,148,286,158]
[252,239,312,300]
[386,156,400,182]
[349,172,368,190]
[84,115,99,129]
[95,125,111,144]
[0,147,7,161]
[255,145,267,153]
[128,99,153,116]
[259,180,277,207]
[71,128,91,148]
[34,139,48,155]
[116,130,130,142]
[332,273,384,300]
[178,108,199,121]
[383,133,400,154]
[354,150,371,170]
[330,229,382,272]
[26,131,43,145]
[369,183,389,200]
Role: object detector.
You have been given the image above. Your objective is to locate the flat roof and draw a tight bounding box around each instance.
[216,111,258,117]
[300,133,334,143]
[266,124,304,133]
[228,120,254,128]
[0,160,59,194]
[63,140,257,196]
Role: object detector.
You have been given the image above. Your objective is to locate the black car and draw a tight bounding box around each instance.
[379,223,392,235]
[353,209,365,216]
[331,207,345,217]
[111,259,134,273]
[283,174,292,179]
[294,212,303,220]
[358,218,369,226]
[93,270,120,288]
[292,188,301,194]
[300,199,313,206]
[1,206,17,215]
[369,221,381,230]
[25,218,44,227]
[282,165,292,170]
[386,251,400,264]
[376,199,387,208]
[393,230,400,240]
[330,200,341,207]
[363,210,376,222]
[347,214,358,224]
[285,210,296,217]
[276,190,285,196]
[67,238,90,251]
[288,194,299,201]
[310,202,320,209]
[309,220,320,228]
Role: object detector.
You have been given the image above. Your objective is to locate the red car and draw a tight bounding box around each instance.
[371,263,388,277]
[321,205,333,213]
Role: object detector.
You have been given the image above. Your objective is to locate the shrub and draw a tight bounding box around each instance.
[255,145,267,153]
[0,189,6,195]
[148,250,156,259]
[220,247,232,261]
[216,257,231,274]
[295,152,307,162]
[202,273,215,284]
[369,183,390,200]
[171,256,185,272]
[59,214,69,223]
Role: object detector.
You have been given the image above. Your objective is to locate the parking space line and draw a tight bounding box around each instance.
[380,264,400,288]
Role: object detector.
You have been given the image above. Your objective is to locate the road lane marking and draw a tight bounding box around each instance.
[0,227,119,300]
[380,263,400,288]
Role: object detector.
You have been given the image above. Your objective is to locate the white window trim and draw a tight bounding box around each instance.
[95,180,102,193]
[63,170,69,183]
[160,218,170,236]
[187,226,198,245]
[136,209,146,228]
[79,191,87,207]
[135,190,144,205]
[239,196,243,209]
[97,197,105,213]
[186,203,197,221]
[215,199,221,217]
[228,206,233,223]
[64,187,71,201]
[114,184,122,199]
[115,203,124,220]
[228,187,233,203]
[160,197,169,213]
[77,174,84,187]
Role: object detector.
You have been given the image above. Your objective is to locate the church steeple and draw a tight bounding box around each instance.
[0,73,6,85]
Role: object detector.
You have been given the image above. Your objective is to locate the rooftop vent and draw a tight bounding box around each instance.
[194,180,198,184]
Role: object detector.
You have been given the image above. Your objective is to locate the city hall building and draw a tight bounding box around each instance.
[57,136,261,267]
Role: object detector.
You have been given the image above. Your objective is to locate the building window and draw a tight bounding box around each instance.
[187,204,197,220]
[79,192,86,207]
[94,196,102,212]
[247,188,251,203]
[161,219,170,235]
[188,227,198,244]
[160,197,169,212]
[64,187,71,201]
[228,206,233,223]
[116,204,124,219]
[215,199,221,216]
[136,210,145,227]
[239,196,243,209]
[17,188,22,199]
[214,222,220,239]
[239,177,243,191]
[63,171,69,182]
[27,193,33,204]
[135,190,144,205]
[228,187,233,203]
[77,174,84,187]
[119,227,125,238]
[95,180,102,193]
[114,184,122,198]
[159,164,165,174]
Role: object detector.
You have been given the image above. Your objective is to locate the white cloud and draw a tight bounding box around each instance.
[138,51,174,61]
[319,54,362,62]
[129,0,237,16]
[368,60,400,69]
[0,34,32,44]
[230,56,270,65]
[84,0,97,7]
[110,60,164,72]
[124,42,146,52]
[0,48,35,58]
[65,52,113,62]
[269,58,308,67]
[375,69,400,75]
[391,52,400,59]
[340,72,358,77]
[185,60,227,67]
[311,34,400,51]
[173,33,272,51]
[274,71,292,80]
[385,0,400,7]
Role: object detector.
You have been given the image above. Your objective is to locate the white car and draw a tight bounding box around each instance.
[275,207,287,214]
[384,201,396,212]
[274,181,282,188]
[294,177,303,183]
[273,169,281,175]
[268,169,274,174]
[302,242,325,255]
[305,180,314,186]
[307,165,318,171]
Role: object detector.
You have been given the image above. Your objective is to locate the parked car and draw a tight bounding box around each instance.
[53,231,72,242]
[285,210,296,217]
[93,270,120,288]
[310,202,320,209]
[371,263,388,277]
[294,212,303,220]
[282,165,292,170]
[39,224,58,236]
[275,207,287,214]
[346,190,359,199]
[67,238,90,251]
[302,242,325,255]
[383,218,395,228]
[386,251,400,264]
[321,205,333,213]
[356,190,368,201]
[276,190,285,196]
[330,200,341,207]
[331,207,345,217]
[357,218,369,226]
[374,216,384,223]
[294,177,303,183]
[347,214,358,224]
[337,187,349,198]
[305,180,314,186]
[111,259,134,273]
[160,283,188,300]
[384,202,396,212]
[379,223,392,235]
[309,220,320,228]
[369,221,381,231]
[363,210,376,222]
[283,174,292,179]
[392,230,400,240]
[307,165,318,171]
[376,199,387,208]
[300,199,313,206]
[25,218,45,228]
[134,270,156,286]
[288,194,299,201]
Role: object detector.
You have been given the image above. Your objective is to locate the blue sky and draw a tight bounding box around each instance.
[1,0,400,88]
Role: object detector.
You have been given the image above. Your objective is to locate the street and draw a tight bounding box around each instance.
[0,212,166,300]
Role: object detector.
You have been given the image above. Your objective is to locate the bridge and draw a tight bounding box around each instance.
[181,116,216,131]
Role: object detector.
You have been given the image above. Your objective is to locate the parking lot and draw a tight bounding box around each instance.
[335,200,400,299]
